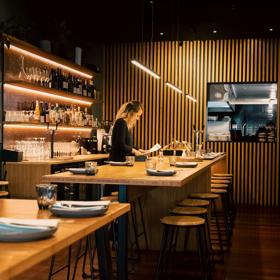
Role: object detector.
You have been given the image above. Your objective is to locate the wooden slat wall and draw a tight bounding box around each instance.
[103,38,280,207]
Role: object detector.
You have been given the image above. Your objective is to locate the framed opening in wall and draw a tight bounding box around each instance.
[206,82,277,142]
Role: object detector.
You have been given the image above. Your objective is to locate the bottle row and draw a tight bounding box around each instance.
[5,101,99,127]
[24,66,98,98]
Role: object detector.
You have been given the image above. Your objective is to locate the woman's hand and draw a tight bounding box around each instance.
[132,148,144,156]
[138,148,150,154]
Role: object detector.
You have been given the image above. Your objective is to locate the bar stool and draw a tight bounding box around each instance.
[107,191,149,262]
[211,176,235,220]
[211,183,234,225]
[0,181,9,198]
[177,198,210,208]
[156,215,210,280]
[188,193,224,259]
[212,173,233,178]
[210,188,231,246]
[169,206,212,256]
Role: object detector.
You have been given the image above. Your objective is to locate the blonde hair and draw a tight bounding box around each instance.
[115,101,143,129]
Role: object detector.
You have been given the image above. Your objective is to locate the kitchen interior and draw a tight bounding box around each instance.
[207,83,277,142]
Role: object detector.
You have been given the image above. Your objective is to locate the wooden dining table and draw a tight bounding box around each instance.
[0,199,130,280]
[42,154,226,280]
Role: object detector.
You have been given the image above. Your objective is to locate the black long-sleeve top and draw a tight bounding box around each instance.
[109,118,133,162]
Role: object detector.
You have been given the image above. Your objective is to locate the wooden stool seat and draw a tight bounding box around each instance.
[211,179,231,184]
[213,173,233,178]
[177,198,210,207]
[160,215,205,226]
[101,195,118,202]
[170,206,207,215]
[211,183,228,188]
[189,193,219,200]
[211,188,227,194]
[212,176,232,181]
[0,191,9,197]
[111,191,119,196]
[0,181,9,186]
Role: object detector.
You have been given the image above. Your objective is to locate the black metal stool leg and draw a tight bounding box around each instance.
[87,234,95,280]
[48,255,56,280]
[212,200,224,258]
[137,197,149,250]
[156,225,170,280]
[72,240,83,280]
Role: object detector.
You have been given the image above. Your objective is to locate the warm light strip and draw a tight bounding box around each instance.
[165,82,197,102]
[9,45,93,79]
[165,82,183,93]
[4,84,93,106]
[186,95,197,102]
[4,124,93,132]
[131,60,160,79]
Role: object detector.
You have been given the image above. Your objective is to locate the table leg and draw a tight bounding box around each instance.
[117,185,128,280]
[95,226,113,280]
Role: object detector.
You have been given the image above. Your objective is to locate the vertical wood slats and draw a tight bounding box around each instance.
[103,38,280,207]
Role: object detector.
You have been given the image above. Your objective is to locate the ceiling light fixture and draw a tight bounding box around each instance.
[160,32,164,36]
[212,29,217,34]
[8,45,93,79]
[131,60,160,79]
[269,28,274,32]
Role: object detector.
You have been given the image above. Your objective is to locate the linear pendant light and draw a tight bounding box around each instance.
[165,82,196,102]
[131,60,160,79]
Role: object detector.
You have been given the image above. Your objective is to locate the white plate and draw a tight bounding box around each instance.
[50,205,108,218]
[106,161,130,166]
[203,156,215,160]
[146,169,176,176]
[175,162,198,168]
[0,223,57,242]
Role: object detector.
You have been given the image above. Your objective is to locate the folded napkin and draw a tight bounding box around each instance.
[59,200,110,207]
[0,217,59,229]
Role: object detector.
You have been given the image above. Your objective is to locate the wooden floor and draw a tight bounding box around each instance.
[13,207,280,280]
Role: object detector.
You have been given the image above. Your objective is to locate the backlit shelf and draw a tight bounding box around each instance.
[4,82,99,106]
[5,35,95,79]
[3,122,94,132]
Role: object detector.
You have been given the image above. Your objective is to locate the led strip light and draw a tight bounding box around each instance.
[9,45,93,79]
[131,60,160,79]
[4,84,93,106]
[165,82,196,102]
[4,123,93,132]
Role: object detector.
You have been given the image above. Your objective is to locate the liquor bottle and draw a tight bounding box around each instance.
[67,74,73,93]
[40,102,45,123]
[45,103,50,123]
[34,100,40,121]
[82,80,88,96]
[87,80,93,98]
[62,72,69,91]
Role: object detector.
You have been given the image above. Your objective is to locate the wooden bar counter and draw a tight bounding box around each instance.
[0,199,130,280]
[6,154,109,199]
[43,154,226,249]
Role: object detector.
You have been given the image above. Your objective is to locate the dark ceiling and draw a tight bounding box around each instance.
[1,0,280,59]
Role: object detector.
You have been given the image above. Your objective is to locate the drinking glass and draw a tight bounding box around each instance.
[126,156,135,166]
[168,156,177,166]
[145,158,156,170]
[36,184,57,209]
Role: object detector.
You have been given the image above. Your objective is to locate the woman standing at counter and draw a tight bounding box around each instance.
[109,100,145,162]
